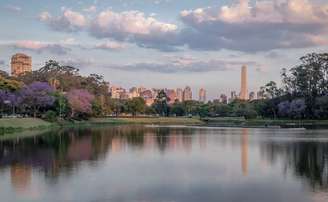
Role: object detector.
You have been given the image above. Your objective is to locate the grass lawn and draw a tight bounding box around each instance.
[89,117,204,125]
[203,117,328,128]
[0,118,53,129]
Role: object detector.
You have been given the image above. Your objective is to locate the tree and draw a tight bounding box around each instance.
[66,89,95,119]
[153,90,170,116]
[289,99,306,119]
[315,96,328,119]
[171,101,186,116]
[127,97,145,116]
[53,92,69,118]
[260,81,283,99]
[20,82,55,117]
[0,75,22,91]
[282,53,328,117]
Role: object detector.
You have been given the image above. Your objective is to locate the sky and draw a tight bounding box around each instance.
[1,0,328,99]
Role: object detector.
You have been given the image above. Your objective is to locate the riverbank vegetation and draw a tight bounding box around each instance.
[1,53,328,130]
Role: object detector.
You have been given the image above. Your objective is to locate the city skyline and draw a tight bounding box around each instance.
[1,0,328,99]
[6,52,261,102]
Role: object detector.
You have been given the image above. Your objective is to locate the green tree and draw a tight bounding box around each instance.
[171,101,186,116]
[127,97,146,116]
[260,81,283,99]
[282,53,328,117]
[153,90,170,116]
[53,91,69,119]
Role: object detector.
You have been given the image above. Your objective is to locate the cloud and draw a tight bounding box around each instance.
[39,9,179,51]
[94,41,126,50]
[179,0,328,52]
[56,55,259,74]
[89,10,179,50]
[83,5,97,13]
[107,57,260,73]
[0,60,5,65]
[15,40,71,55]
[59,58,94,68]
[39,0,328,52]
[60,37,77,45]
[39,9,87,32]
[4,5,22,13]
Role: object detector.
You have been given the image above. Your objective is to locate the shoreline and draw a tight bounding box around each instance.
[0,117,205,136]
[2,117,328,138]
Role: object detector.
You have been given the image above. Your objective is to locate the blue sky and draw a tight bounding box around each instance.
[1,0,328,99]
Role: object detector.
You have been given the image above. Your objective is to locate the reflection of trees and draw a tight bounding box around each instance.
[262,141,328,190]
[0,126,200,181]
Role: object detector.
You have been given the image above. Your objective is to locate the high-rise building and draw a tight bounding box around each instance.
[110,86,126,99]
[11,53,32,77]
[240,65,248,100]
[140,90,154,106]
[165,89,177,104]
[176,88,183,102]
[137,86,146,94]
[220,94,228,104]
[183,86,192,101]
[230,91,238,102]
[129,87,139,98]
[199,88,206,102]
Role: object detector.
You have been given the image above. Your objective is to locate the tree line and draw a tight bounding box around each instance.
[1,53,328,121]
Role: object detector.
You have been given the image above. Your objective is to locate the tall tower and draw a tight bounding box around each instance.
[240,65,248,100]
[11,53,32,77]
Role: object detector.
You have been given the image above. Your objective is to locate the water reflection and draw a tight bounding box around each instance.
[261,138,328,190]
[0,126,327,202]
[241,128,248,176]
[10,164,32,193]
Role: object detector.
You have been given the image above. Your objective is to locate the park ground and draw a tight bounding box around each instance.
[0,117,204,136]
[2,117,328,137]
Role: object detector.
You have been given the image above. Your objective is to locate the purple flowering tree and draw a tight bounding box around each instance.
[290,99,306,119]
[20,82,55,117]
[0,90,7,115]
[278,101,291,118]
[66,89,94,118]
[0,90,22,115]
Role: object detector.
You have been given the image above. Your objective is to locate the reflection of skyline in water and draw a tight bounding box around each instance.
[0,126,328,202]
[241,128,249,176]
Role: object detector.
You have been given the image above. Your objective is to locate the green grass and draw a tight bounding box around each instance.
[88,117,204,125]
[203,117,328,128]
[0,118,53,129]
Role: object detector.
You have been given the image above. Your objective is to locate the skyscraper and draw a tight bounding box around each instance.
[230,91,238,102]
[199,88,206,102]
[240,65,248,100]
[165,89,177,104]
[183,86,192,101]
[176,88,183,102]
[11,53,32,77]
[220,94,228,104]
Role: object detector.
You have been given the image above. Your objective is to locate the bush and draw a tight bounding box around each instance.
[44,110,57,122]
[244,109,258,120]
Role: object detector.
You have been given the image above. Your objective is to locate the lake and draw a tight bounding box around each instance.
[0,125,328,202]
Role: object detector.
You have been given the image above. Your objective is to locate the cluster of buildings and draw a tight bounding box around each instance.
[110,85,201,106]
[216,65,265,104]
[6,53,265,105]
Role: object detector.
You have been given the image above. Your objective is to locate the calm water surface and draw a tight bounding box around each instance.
[1,125,328,202]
